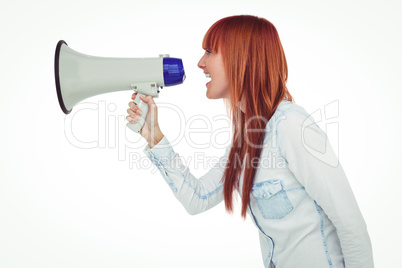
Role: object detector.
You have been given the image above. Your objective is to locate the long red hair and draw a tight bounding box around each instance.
[202,15,294,218]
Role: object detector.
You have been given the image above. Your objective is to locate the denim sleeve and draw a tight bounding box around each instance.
[143,135,230,215]
[276,109,374,268]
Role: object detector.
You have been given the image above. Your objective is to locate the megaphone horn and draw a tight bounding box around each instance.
[54,40,185,133]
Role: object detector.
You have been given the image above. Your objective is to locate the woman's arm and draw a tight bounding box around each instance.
[143,136,230,215]
[276,109,374,268]
[126,93,229,215]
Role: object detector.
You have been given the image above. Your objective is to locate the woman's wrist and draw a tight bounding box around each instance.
[147,126,164,149]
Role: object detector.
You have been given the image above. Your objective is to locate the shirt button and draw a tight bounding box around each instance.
[263,193,268,198]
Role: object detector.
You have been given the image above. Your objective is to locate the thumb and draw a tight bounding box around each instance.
[140,95,156,106]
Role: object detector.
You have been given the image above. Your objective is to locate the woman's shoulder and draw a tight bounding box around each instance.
[263,100,326,149]
[271,100,320,131]
[272,100,309,122]
[275,99,308,116]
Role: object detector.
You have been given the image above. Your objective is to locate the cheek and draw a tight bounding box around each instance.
[216,71,229,92]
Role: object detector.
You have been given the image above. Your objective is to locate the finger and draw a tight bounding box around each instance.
[127,108,135,117]
[131,92,137,100]
[126,114,140,123]
[127,108,141,120]
[126,115,135,123]
[128,101,136,108]
[128,102,143,115]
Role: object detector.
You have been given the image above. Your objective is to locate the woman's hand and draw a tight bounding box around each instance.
[126,93,164,148]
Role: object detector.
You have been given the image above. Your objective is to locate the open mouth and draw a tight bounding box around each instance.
[205,73,211,85]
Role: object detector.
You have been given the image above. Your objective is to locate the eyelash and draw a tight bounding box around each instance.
[205,49,212,54]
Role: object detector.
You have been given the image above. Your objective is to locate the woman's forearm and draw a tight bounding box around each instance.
[143,136,230,215]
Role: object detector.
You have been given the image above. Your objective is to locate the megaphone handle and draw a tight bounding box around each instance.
[126,93,149,134]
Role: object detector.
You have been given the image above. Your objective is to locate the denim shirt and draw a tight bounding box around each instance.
[143,99,374,268]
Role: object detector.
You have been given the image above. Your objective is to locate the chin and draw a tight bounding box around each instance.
[206,91,223,100]
[206,93,218,100]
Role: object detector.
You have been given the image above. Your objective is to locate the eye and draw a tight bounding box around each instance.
[205,49,212,55]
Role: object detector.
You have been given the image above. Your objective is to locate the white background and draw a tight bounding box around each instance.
[1,0,401,267]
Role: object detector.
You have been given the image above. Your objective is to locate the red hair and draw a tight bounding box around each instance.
[202,15,294,218]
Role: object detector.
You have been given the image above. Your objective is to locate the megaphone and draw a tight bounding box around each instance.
[54,40,185,133]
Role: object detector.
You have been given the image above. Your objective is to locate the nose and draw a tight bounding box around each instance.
[197,53,206,70]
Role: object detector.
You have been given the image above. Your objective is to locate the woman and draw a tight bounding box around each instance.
[126,15,374,268]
